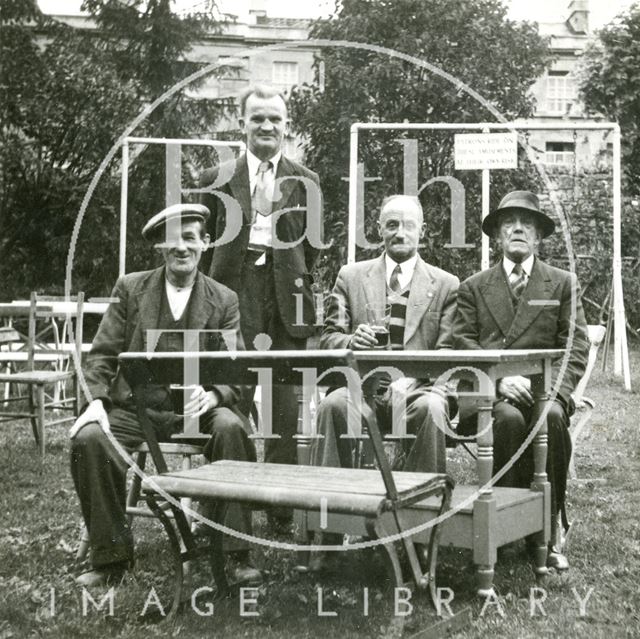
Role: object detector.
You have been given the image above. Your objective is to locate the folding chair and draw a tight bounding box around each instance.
[568,324,607,480]
[0,291,85,457]
[76,440,205,562]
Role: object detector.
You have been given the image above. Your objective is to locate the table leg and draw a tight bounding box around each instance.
[530,371,551,579]
[474,392,496,597]
[293,509,313,570]
[36,384,46,459]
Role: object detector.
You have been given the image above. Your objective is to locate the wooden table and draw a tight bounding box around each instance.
[118,350,453,617]
[4,299,109,315]
[332,349,561,596]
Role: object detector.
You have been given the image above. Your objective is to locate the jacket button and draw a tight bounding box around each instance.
[502,338,506,344]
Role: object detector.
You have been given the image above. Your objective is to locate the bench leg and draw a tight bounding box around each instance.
[146,494,185,619]
[126,452,146,525]
[369,519,404,590]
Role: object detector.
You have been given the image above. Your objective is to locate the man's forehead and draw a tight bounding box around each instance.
[380,199,423,222]
[245,94,288,115]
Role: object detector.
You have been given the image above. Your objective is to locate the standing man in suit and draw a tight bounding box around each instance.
[453,190,589,571]
[70,204,260,587]
[199,86,322,510]
[312,194,459,474]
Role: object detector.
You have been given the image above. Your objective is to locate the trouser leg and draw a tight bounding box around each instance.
[237,253,305,466]
[402,388,448,474]
[70,408,144,568]
[201,407,257,552]
[545,401,571,516]
[492,400,531,488]
[492,399,571,515]
[311,386,374,468]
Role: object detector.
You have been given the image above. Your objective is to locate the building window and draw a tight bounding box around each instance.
[545,141,575,166]
[546,71,576,114]
[272,61,299,90]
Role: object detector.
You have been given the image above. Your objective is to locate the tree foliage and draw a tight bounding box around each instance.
[289,0,551,290]
[577,7,640,329]
[579,6,640,193]
[0,0,227,299]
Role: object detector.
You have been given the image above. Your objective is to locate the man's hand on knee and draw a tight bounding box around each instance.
[69,399,110,439]
[183,386,219,418]
[498,376,534,408]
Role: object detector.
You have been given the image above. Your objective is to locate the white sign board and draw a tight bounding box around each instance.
[454,132,518,170]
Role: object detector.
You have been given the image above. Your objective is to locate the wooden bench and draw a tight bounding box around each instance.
[143,461,451,615]
[119,350,452,618]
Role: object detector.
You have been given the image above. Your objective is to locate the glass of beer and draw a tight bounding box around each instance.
[365,302,391,349]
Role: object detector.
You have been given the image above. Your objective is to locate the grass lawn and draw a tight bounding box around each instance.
[1,349,639,638]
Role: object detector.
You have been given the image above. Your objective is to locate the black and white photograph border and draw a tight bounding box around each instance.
[1,1,639,638]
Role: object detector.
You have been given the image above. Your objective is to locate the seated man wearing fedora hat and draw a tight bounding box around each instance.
[453,190,589,571]
[70,204,261,587]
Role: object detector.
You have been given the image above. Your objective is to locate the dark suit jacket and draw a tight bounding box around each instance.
[83,267,243,411]
[199,154,322,339]
[320,255,459,351]
[453,258,589,406]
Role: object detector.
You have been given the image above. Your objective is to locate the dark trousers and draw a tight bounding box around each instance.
[238,251,306,466]
[492,399,571,516]
[70,405,256,569]
[311,383,447,473]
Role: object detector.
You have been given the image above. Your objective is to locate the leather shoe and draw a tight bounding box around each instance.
[547,548,570,571]
[228,562,263,586]
[75,563,127,587]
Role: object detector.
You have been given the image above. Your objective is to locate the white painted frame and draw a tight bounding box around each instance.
[348,121,630,390]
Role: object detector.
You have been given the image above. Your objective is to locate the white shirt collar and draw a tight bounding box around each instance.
[503,254,535,278]
[385,253,419,288]
[246,148,281,177]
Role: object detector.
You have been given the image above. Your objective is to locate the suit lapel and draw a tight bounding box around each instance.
[273,156,299,213]
[363,255,387,309]
[187,272,215,329]
[479,263,515,337]
[133,267,165,351]
[228,155,252,224]
[404,258,437,345]
[505,258,558,344]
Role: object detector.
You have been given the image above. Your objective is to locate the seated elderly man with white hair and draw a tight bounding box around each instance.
[311,194,459,482]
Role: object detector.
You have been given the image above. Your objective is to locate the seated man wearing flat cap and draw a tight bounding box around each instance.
[453,190,589,571]
[70,204,261,587]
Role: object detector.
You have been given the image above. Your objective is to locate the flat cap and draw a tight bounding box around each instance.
[141,203,210,241]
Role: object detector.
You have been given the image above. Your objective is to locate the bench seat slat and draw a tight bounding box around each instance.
[147,460,444,494]
[142,460,449,517]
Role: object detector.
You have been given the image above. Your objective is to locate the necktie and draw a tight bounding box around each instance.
[510,263,527,300]
[252,160,273,219]
[389,264,402,293]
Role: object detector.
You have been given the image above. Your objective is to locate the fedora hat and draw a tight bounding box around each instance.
[142,203,210,241]
[481,190,555,238]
